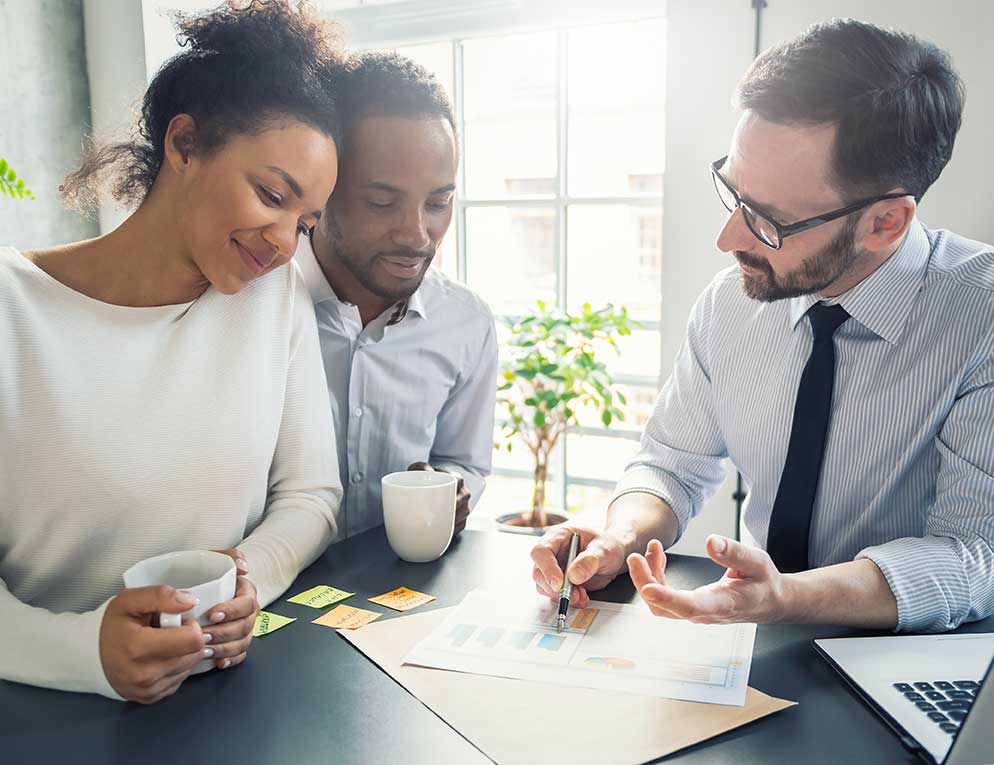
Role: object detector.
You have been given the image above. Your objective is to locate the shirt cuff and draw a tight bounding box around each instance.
[856,536,973,633]
[611,465,695,541]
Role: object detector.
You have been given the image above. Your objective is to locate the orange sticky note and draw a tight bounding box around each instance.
[570,608,599,632]
[368,586,436,612]
[313,604,382,630]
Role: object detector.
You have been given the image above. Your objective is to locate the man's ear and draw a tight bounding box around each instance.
[162,114,199,173]
[862,196,916,254]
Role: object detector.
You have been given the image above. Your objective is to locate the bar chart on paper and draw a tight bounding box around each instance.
[403,589,757,705]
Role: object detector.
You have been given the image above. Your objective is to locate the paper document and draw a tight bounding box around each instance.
[403,589,757,706]
[342,606,794,765]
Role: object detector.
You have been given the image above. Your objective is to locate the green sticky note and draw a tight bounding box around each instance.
[287,585,354,609]
[252,611,296,637]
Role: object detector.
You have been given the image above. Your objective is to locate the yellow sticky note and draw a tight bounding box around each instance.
[368,586,436,612]
[252,610,296,637]
[313,604,382,630]
[287,585,354,609]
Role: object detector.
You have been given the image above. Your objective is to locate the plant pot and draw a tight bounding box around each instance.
[495,511,570,536]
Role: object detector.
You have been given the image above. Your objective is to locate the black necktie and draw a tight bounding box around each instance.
[766,303,850,573]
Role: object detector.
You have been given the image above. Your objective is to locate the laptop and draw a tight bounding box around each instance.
[815,634,994,764]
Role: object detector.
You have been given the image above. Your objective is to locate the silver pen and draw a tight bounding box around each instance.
[556,532,581,633]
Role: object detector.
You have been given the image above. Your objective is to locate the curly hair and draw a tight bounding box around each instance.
[62,0,346,213]
[335,50,456,154]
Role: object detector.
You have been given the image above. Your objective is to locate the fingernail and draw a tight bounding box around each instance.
[203,647,214,659]
[177,591,198,606]
[211,612,226,623]
[202,632,213,643]
[713,536,727,553]
[222,659,231,669]
[236,559,248,572]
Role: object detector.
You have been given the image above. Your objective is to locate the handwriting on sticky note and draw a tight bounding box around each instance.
[368,586,436,612]
[313,605,382,630]
[287,585,354,609]
[252,611,296,637]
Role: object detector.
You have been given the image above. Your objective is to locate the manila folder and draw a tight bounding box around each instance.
[340,607,795,765]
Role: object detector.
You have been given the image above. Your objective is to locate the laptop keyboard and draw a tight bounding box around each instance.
[893,680,980,735]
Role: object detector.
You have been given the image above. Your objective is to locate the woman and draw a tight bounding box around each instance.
[0,0,343,703]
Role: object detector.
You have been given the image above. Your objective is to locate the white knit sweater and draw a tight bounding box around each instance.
[0,247,341,698]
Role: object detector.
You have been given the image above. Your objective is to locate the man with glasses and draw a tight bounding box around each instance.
[531,19,994,632]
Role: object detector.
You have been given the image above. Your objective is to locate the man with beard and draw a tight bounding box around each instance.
[531,19,994,632]
[295,52,497,540]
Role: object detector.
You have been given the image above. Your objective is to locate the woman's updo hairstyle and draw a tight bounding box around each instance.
[63,0,344,213]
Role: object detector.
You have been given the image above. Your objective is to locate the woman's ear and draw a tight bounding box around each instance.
[162,114,198,173]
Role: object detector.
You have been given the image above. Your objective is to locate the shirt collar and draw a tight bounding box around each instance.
[787,220,932,344]
[293,233,429,322]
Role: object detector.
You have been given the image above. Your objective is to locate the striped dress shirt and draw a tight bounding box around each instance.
[614,221,994,633]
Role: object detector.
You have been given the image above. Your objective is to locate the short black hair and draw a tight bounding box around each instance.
[63,0,345,212]
[734,18,964,201]
[335,50,456,153]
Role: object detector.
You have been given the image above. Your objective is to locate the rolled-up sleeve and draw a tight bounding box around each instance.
[857,348,994,632]
[613,283,728,541]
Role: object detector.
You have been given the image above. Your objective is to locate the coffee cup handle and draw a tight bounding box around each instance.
[159,612,182,628]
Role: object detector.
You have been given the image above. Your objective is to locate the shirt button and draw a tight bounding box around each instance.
[351,472,363,484]
[353,407,363,418]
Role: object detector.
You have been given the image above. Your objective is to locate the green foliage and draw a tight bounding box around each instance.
[497,301,637,525]
[0,158,36,201]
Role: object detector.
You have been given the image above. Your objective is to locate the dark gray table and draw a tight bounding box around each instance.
[2,528,991,764]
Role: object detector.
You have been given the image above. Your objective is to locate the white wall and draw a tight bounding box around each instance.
[658,0,755,556]
[760,0,994,244]
[0,0,98,248]
[82,0,148,234]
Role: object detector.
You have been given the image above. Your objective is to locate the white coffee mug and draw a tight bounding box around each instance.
[123,550,237,674]
[381,470,457,563]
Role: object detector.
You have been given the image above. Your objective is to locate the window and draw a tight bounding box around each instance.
[396,18,665,525]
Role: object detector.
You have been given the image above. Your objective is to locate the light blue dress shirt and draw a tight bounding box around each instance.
[614,221,994,632]
[295,236,498,540]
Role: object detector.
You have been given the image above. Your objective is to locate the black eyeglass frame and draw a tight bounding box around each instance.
[710,155,914,250]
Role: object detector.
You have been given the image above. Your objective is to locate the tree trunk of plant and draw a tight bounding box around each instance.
[529,457,548,528]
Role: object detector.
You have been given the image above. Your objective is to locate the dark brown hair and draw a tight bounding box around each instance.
[735,18,964,201]
[62,0,345,213]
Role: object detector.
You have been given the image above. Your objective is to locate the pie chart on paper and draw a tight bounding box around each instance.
[584,656,636,671]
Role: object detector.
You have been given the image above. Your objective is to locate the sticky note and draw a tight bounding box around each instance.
[287,585,354,609]
[252,610,296,637]
[368,586,436,612]
[570,608,599,631]
[313,604,382,630]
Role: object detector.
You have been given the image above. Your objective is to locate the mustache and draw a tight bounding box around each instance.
[377,248,434,262]
[734,251,769,271]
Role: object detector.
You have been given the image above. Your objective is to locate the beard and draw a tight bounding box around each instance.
[736,217,861,302]
[323,212,435,302]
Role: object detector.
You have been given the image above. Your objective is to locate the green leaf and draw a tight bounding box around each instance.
[601,409,613,426]
[0,159,7,175]
[6,169,16,182]
[533,411,546,427]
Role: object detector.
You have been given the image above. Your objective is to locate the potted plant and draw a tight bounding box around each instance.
[496,301,635,535]
[0,157,35,200]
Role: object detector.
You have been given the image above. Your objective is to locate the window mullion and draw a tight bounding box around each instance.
[454,38,468,282]
[557,27,569,514]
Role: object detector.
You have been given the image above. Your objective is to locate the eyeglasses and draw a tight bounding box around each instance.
[710,155,912,250]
